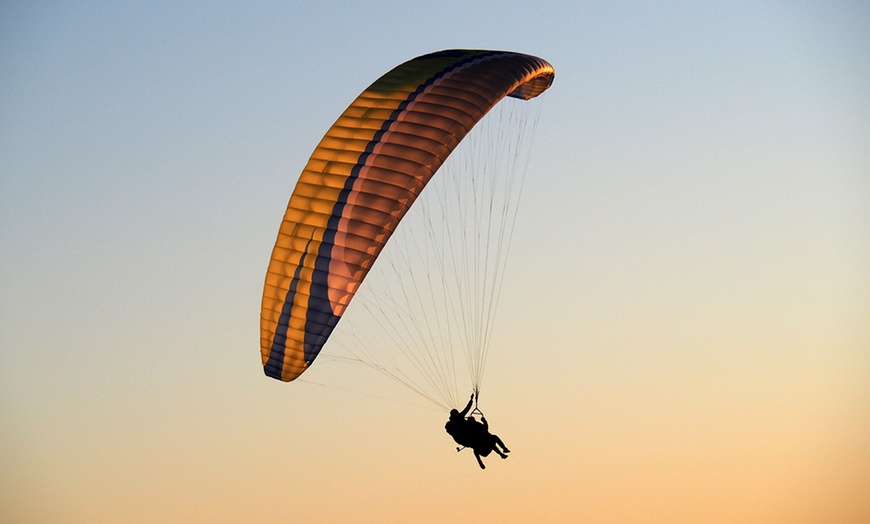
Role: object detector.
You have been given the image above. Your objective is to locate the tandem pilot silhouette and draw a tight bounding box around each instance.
[445,393,510,469]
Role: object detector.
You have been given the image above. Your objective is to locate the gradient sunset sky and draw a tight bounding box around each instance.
[2,2,868,522]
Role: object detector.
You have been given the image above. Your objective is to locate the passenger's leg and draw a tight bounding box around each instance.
[474,450,486,469]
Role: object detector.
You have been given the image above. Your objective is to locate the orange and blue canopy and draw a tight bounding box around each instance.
[261,49,555,381]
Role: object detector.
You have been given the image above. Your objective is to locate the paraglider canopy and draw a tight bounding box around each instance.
[261,49,555,384]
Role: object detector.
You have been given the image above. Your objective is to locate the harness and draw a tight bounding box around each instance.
[455,391,486,453]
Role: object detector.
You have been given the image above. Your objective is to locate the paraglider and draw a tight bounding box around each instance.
[260,49,554,466]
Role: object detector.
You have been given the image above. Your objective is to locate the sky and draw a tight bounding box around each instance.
[2,1,869,522]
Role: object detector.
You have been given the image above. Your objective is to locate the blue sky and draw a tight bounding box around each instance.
[2,2,869,522]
